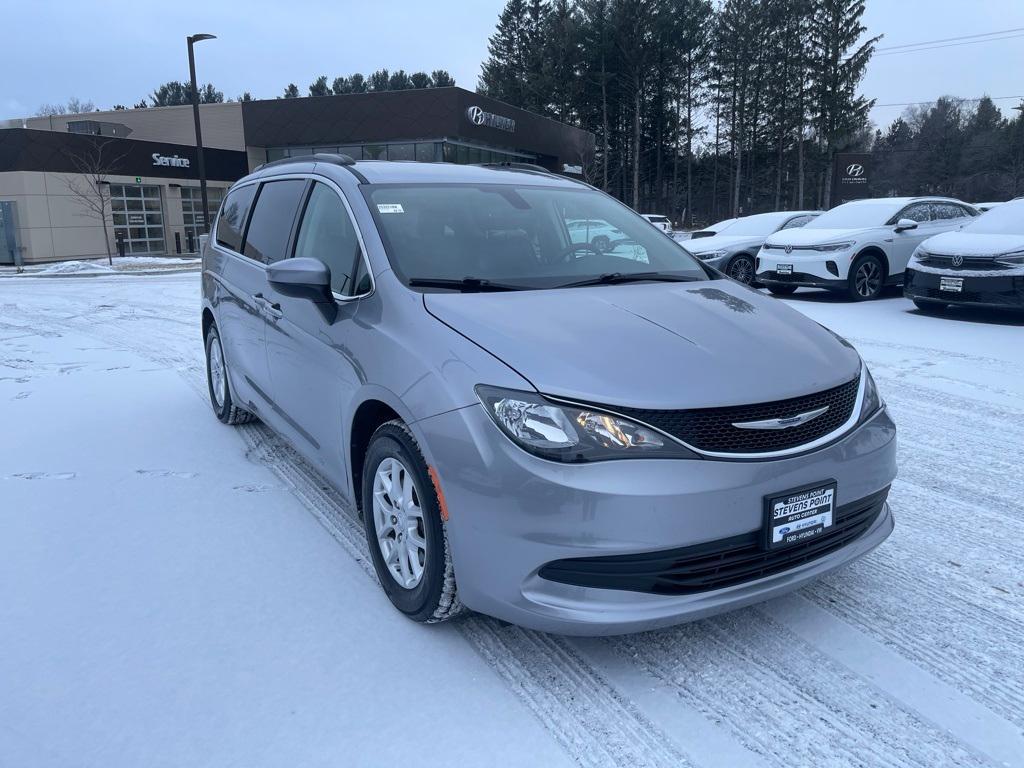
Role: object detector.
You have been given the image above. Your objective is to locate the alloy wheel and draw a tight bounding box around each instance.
[372,457,427,589]
[208,336,227,408]
[728,257,753,284]
[855,261,882,298]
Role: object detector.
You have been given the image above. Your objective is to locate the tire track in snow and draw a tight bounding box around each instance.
[605,610,996,768]
[18,285,693,768]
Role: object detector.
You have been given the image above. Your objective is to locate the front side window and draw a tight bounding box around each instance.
[364,183,709,289]
[216,184,257,253]
[242,180,306,264]
[900,204,932,223]
[294,183,365,296]
[781,215,815,230]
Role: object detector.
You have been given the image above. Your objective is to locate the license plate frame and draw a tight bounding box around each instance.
[940,276,963,293]
[764,481,837,550]
[777,264,794,275]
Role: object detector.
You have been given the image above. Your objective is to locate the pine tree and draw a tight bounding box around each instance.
[807,0,879,207]
[309,76,330,97]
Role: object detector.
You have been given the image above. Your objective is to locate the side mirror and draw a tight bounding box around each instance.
[267,257,337,322]
[894,218,919,233]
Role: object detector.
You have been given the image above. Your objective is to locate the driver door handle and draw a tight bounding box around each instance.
[253,293,283,319]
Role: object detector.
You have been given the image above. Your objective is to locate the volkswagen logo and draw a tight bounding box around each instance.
[785,245,793,254]
[467,106,485,126]
[951,254,964,267]
[846,164,865,177]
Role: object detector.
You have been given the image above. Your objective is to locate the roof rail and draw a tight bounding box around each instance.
[474,161,555,175]
[255,152,356,171]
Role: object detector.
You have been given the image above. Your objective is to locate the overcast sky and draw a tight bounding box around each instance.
[4,0,1024,130]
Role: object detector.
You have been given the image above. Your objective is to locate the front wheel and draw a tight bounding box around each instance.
[848,254,886,301]
[767,284,797,296]
[726,254,755,284]
[362,420,464,624]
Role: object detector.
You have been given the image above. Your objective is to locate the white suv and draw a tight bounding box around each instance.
[641,214,673,233]
[756,197,978,300]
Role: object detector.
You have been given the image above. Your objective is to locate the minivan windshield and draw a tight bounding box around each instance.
[364,184,710,290]
[964,200,1024,234]
[803,201,903,230]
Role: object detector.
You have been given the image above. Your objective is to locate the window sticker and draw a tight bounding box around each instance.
[377,203,405,214]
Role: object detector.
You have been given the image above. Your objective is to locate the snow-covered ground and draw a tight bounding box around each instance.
[1,274,1022,768]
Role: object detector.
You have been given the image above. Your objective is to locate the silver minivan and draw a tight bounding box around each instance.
[201,156,896,636]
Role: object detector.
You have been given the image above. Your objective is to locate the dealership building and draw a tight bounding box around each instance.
[0,87,594,264]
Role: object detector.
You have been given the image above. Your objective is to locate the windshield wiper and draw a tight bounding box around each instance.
[408,277,529,292]
[555,272,699,289]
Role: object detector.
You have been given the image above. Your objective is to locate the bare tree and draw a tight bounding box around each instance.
[63,139,128,265]
[35,97,96,116]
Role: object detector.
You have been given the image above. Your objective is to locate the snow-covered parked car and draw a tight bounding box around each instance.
[756,197,978,301]
[689,217,737,240]
[641,214,673,233]
[905,197,1024,313]
[684,210,819,284]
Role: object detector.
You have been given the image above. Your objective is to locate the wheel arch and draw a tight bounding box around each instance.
[201,307,215,340]
[853,245,890,279]
[349,396,404,513]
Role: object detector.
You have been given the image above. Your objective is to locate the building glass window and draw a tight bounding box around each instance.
[415,143,436,162]
[181,186,225,251]
[387,143,415,161]
[338,145,363,160]
[363,144,386,160]
[109,184,165,254]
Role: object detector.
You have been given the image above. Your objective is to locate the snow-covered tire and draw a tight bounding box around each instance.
[204,324,257,426]
[361,420,464,624]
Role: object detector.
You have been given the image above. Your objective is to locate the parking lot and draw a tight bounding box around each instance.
[2,272,1022,768]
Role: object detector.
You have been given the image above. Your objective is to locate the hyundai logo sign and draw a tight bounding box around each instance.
[152,153,190,168]
[466,106,516,133]
[845,163,865,177]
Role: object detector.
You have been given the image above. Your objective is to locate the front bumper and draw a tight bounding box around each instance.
[757,250,848,289]
[416,403,897,635]
[905,267,1024,309]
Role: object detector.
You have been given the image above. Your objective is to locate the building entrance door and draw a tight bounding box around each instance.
[0,201,18,265]
[110,184,165,254]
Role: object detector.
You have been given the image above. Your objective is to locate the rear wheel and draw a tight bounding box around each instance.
[848,253,886,301]
[913,298,948,314]
[768,285,797,296]
[362,420,463,624]
[726,254,755,284]
[205,325,256,425]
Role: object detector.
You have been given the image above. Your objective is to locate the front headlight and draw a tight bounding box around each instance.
[995,250,1024,265]
[911,247,929,263]
[476,385,699,462]
[697,249,728,260]
[857,363,883,425]
[812,241,855,252]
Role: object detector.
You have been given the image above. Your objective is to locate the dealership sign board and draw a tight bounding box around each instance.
[833,153,872,204]
[466,106,516,133]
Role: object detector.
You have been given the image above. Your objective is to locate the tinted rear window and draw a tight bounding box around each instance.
[243,180,307,264]
[215,184,257,253]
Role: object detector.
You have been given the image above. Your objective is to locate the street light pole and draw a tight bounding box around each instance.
[187,33,216,235]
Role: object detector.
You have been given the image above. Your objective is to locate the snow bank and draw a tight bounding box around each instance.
[39,260,115,275]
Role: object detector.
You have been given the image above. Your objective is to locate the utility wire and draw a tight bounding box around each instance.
[874,26,1024,52]
[874,95,1024,108]
[874,31,1024,56]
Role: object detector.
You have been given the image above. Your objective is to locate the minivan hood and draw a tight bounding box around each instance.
[686,234,765,254]
[766,227,874,246]
[922,230,1024,256]
[424,280,860,410]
